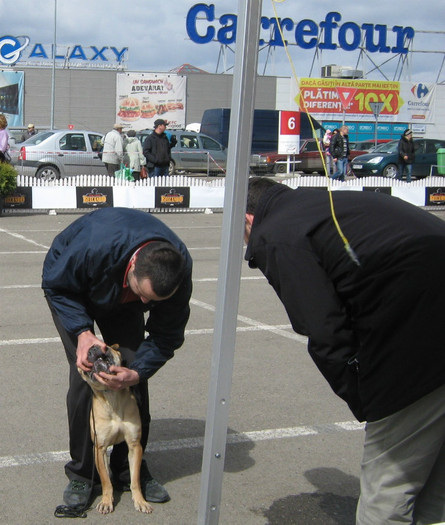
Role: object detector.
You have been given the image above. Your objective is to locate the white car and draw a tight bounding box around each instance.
[12,129,106,181]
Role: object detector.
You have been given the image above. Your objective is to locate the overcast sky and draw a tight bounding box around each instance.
[2,0,444,82]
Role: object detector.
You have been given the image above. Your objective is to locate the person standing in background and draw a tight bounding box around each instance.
[143,119,171,177]
[397,129,415,182]
[330,126,350,181]
[0,113,10,163]
[322,129,333,175]
[102,123,124,177]
[21,123,37,142]
[124,130,146,181]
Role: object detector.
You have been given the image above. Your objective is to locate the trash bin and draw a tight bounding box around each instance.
[437,148,445,175]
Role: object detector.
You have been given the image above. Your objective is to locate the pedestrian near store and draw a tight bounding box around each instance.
[244,177,445,525]
[330,126,350,181]
[124,130,146,181]
[322,129,333,175]
[143,119,171,177]
[397,129,415,182]
[0,113,10,163]
[21,123,37,142]
[102,123,124,177]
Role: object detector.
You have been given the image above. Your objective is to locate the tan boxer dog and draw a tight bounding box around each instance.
[78,344,153,515]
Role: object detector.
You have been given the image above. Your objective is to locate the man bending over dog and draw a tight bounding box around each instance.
[42,207,192,510]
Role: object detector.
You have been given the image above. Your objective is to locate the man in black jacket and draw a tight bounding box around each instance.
[143,119,171,177]
[397,128,415,182]
[329,125,350,181]
[42,208,193,510]
[244,177,445,525]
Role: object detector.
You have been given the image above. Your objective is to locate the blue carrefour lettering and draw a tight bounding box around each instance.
[338,21,362,51]
[295,19,318,49]
[186,3,215,44]
[186,5,415,55]
[217,14,237,45]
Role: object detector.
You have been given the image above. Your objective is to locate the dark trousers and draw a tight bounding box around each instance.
[104,162,119,177]
[46,298,150,483]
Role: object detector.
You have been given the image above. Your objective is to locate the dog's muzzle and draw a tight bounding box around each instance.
[87,345,115,379]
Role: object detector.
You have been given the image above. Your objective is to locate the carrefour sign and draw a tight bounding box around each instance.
[0,35,127,68]
[187,4,415,54]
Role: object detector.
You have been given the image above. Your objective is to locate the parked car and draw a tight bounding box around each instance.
[351,138,445,178]
[251,138,369,175]
[12,130,106,181]
[349,139,392,152]
[137,129,227,175]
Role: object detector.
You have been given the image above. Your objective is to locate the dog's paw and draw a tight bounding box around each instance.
[133,496,153,514]
[96,498,114,514]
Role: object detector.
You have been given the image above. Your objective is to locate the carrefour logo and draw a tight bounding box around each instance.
[411,83,429,99]
[0,35,30,65]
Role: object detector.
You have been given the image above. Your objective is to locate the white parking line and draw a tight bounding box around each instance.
[0,276,264,290]
[190,298,307,343]
[0,420,364,469]
[0,228,50,249]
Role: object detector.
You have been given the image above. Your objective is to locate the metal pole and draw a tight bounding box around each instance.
[197,1,262,524]
[374,116,378,149]
[50,0,57,130]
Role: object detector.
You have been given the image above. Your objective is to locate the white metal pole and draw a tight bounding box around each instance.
[197,1,262,524]
[50,0,57,130]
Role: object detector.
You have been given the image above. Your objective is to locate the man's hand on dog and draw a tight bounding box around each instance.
[95,366,140,391]
[77,330,106,371]
[76,330,140,390]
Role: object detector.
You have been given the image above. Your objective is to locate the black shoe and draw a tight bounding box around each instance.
[142,477,170,503]
[63,479,92,507]
[116,474,170,503]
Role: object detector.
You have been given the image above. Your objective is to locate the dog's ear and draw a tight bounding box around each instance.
[111,344,120,350]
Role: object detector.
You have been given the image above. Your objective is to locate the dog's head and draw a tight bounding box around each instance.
[78,344,122,390]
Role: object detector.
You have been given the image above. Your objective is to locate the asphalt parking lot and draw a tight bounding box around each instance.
[1,207,444,525]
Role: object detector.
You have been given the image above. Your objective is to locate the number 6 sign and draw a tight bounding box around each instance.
[278,111,300,154]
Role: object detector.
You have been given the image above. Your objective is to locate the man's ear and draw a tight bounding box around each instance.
[245,213,254,226]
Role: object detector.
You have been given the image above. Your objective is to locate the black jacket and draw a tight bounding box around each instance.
[245,184,445,421]
[42,208,193,380]
[329,133,349,159]
[143,131,171,168]
[398,135,415,164]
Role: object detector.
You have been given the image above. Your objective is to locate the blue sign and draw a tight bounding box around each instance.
[0,35,127,68]
[186,4,415,54]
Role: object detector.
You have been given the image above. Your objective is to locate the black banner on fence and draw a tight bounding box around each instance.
[155,187,190,208]
[76,187,113,208]
[2,187,33,209]
[363,187,392,195]
[426,188,445,206]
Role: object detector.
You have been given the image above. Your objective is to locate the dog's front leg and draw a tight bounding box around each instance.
[95,444,114,514]
[128,441,153,514]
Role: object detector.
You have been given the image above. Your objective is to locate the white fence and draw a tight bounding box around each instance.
[4,174,445,211]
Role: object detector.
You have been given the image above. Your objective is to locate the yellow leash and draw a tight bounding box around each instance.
[270,0,360,266]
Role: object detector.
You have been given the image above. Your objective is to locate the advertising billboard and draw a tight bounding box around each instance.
[291,78,435,124]
[0,70,24,126]
[116,73,186,131]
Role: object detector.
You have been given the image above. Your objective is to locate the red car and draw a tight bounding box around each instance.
[251,138,382,175]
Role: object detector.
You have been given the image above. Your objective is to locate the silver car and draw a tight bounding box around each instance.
[12,129,106,181]
[137,130,227,175]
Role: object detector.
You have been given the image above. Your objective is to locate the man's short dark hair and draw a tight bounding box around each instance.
[246,177,279,215]
[134,241,186,297]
